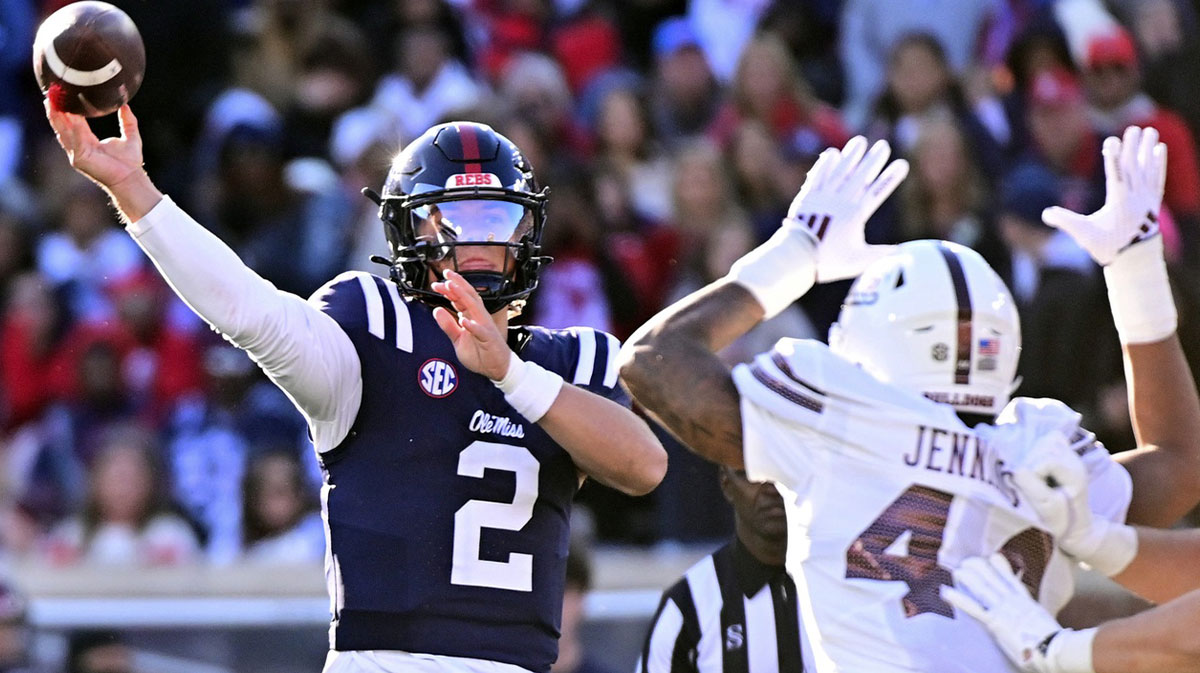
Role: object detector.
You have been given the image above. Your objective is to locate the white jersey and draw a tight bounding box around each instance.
[731,338,1132,673]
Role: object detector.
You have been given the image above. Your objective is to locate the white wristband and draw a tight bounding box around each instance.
[725,220,817,319]
[1045,628,1097,673]
[494,351,564,423]
[1103,236,1177,344]
[1078,521,1138,577]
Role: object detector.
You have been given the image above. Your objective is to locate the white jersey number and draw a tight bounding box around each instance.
[845,485,1054,617]
[451,441,540,591]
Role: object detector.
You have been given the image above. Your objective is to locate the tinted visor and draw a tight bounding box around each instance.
[412,199,532,247]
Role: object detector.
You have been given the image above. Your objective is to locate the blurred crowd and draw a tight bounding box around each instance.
[1,0,1200,570]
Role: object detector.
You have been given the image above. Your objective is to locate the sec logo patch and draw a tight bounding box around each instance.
[419,358,458,398]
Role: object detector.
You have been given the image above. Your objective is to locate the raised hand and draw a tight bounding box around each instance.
[1041,126,1166,266]
[431,270,514,381]
[786,135,909,282]
[45,101,144,191]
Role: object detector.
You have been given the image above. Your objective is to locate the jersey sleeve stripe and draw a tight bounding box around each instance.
[770,352,827,397]
[357,274,386,340]
[572,328,597,385]
[750,363,824,414]
[602,332,621,388]
[383,281,413,352]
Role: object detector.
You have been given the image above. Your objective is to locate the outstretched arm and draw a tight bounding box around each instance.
[45,103,361,450]
[1041,126,1200,526]
[619,136,908,469]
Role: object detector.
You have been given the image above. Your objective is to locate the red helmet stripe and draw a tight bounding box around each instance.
[457,124,483,173]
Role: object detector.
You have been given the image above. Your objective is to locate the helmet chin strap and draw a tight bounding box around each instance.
[460,270,510,313]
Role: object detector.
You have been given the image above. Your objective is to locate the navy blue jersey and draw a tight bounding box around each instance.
[311,272,628,672]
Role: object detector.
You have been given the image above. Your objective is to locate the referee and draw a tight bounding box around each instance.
[637,467,804,673]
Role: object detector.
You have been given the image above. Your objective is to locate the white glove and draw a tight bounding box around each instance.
[789,136,909,282]
[1011,432,1137,577]
[1041,126,1165,266]
[943,555,1097,673]
[1041,126,1176,344]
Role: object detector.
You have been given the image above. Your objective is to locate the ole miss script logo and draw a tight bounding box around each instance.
[419,359,458,397]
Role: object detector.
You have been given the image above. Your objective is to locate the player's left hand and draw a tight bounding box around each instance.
[431,270,512,381]
[942,555,1077,673]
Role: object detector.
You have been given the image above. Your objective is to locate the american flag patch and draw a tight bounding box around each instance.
[979,338,1000,356]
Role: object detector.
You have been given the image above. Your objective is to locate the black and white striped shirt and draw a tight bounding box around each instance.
[637,541,805,673]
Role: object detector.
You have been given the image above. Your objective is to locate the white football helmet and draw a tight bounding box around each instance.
[828,240,1020,417]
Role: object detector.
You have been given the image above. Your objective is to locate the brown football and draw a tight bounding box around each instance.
[33,1,145,117]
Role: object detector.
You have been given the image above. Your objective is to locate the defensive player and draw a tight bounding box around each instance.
[618,127,1200,672]
[44,102,667,673]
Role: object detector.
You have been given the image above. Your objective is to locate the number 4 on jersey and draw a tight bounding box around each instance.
[845,485,1053,619]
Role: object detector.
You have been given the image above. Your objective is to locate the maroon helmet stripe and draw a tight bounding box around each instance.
[937,244,973,385]
[457,124,483,173]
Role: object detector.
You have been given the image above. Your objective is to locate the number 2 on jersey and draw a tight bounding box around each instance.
[452,441,539,591]
[845,485,1053,618]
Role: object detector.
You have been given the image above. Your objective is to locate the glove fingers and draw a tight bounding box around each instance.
[1136,127,1160,194]
[845,139,891,196]
[1120,126,1141,193]
[941,585,988,622]
[827,136,868,190]
[1154,142,1168,201]
[988,553,1030,596]
[1102,136,1123,194]
[955,557,1008,606]
[862,158,909,213]
[1041,206,1090,235]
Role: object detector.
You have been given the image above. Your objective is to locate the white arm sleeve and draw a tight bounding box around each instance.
[127,196,362,452]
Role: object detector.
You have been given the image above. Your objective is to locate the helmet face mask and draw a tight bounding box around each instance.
[377,122,551,314]
[829,240,1021,417]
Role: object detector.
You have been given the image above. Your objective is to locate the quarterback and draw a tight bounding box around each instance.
[618,127,1200,672]
[44,102,667,673]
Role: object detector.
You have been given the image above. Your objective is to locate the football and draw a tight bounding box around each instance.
[32,1,145,117]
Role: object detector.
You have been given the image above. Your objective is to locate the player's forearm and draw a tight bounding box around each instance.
[1091,588,1200,673]
[1116,336,1200,526]
[538,385,666,495]
[1112,527,1200,604]
[619,280,761,468]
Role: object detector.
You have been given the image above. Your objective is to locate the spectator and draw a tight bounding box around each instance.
[646,17,721,151]
[639,467,800,673]
[899,116,1008,275]
[839,0,1003,128]
[710,34,849,153]
[729,120,791,242]
[868,33,1008,178]
[167,343,312,564]
[43,425,199,566]
[593,86,674,224]
[996,162,1115,417]
[35,179,143,325]
[241,450,323,563]
[499,52,591,161]
[371,25,485,142]
[687,0,772,83]
[1023,68,1105,214]
[1081,26,1200,255]
[0,273,74,431]
[0,0,33,183]
[1133,0,1200,150]
[551,5,623,95]
[283,23,376,159]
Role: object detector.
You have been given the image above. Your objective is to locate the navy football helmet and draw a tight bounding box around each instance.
[374,122,550,314]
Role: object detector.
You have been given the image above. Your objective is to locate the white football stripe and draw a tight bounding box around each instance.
[572,328,596,385]
[357,275,385,340]
[602,332,621,388]
[44,39,123,87]
[384,281,413,352]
